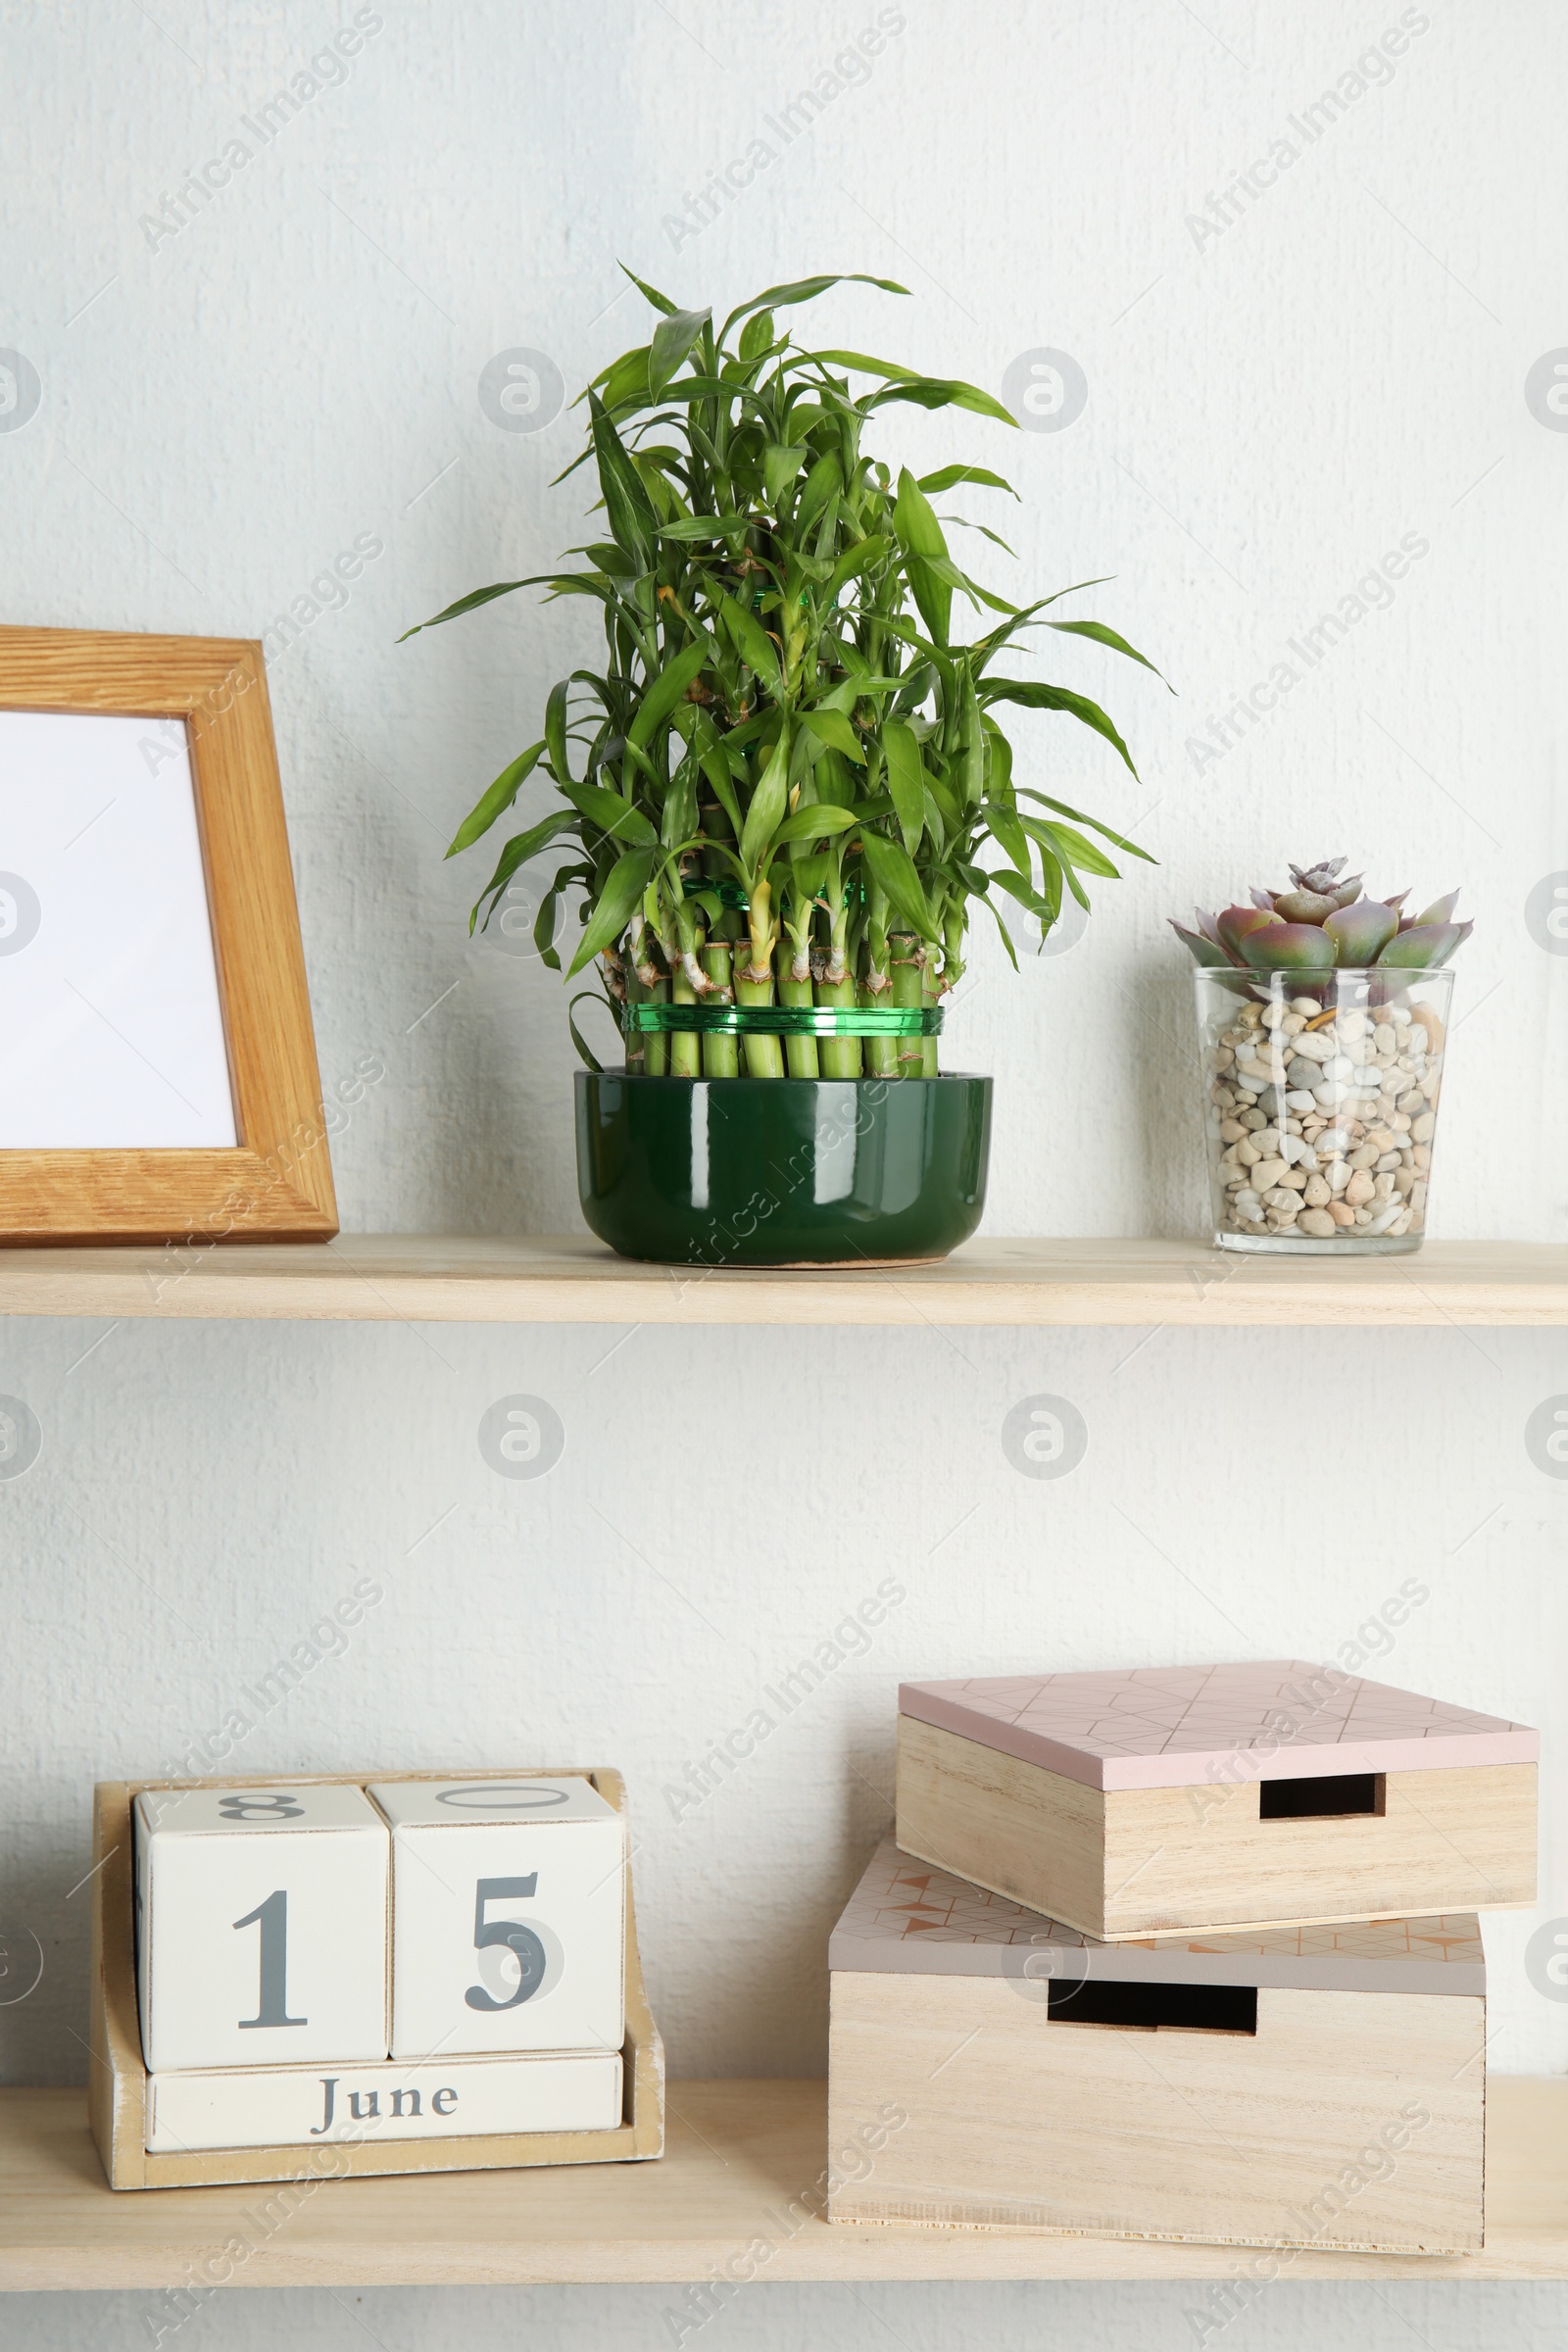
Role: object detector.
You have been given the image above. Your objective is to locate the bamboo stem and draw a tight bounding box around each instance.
[860,891,898,1081]
[670,917,703,1081]
[920,953,941,1079]
[622,966,647,1075]
[889,931,923,1080]
[738,874,784,1077]
[775,939,819,1078]
[645,974,669,1078]
[701,944,738,1078]
[816,901,862,1080]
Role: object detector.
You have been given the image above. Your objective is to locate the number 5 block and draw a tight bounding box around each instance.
[368,1779,625,2060]
[133,1785,390,2073]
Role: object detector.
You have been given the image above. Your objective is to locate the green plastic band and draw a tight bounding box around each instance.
[624,1002,944,1038]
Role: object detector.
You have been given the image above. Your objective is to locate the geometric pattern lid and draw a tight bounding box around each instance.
[899,1659,1538,1790]
[828,1839,1487,1995]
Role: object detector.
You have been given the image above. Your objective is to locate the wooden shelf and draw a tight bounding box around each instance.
[2,2079,1565,2287]
[1,1236,1567,1326]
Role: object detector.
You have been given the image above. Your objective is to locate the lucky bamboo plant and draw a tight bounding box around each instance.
[406,269,1160,1079]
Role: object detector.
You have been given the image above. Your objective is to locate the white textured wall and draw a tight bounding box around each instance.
[3,1,1567,2342]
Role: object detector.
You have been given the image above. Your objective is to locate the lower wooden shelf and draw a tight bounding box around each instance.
[2,2078,1565,2286]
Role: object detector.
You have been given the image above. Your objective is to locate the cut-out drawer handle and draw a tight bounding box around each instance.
[1259,1772,1384,1821]
[1047,1980,1257,2035]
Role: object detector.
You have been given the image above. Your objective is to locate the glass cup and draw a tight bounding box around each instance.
[1194,966,1453,1254]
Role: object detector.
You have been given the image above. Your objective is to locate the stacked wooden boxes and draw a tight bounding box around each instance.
[828,1661,1539,2253]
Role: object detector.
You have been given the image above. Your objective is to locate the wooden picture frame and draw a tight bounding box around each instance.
[89,1767,665,2190]
[0,625,336,1243]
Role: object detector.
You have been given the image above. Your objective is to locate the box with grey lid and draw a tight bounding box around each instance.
[896,1660,1538,1939]
[827,1839,1486,2253]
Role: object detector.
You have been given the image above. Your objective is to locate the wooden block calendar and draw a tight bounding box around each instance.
[90,1768,663,2190]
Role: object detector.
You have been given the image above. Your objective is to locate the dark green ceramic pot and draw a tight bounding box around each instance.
[575,1072,992,1266]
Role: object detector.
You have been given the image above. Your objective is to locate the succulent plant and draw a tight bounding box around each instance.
[1171,856,1471,975]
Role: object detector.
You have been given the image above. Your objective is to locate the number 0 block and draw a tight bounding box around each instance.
[368,1778,625,2060]
[133,1784,390,2074]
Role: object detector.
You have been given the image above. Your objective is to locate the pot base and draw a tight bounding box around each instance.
[575,1072,992,1268]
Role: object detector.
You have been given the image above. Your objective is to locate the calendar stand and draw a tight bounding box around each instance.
[88,1768,664,2190]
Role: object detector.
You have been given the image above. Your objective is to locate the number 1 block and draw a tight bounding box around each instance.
[368,1778,625,2060]
[133,1785,390,2074]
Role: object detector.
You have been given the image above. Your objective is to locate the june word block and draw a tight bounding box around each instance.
[134,1784,389,2074]
[145,2049,623,2152]
[368,1777,625,2060]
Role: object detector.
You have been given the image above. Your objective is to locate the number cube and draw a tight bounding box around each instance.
[133,1784,390,2074]
[368,1778,625,2060]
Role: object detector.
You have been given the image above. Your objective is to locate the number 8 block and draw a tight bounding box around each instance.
[367,1779,625,2060]
[133,1785,390,2073]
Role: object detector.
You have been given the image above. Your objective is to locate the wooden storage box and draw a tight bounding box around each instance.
[90,1768,664,2190]
[828,1839,1486,2253]
[897,1661,1537,1939]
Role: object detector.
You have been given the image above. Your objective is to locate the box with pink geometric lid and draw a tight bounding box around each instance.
[894,1659,1537,1940]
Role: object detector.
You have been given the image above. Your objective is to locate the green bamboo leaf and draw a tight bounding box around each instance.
[992,859,1086,919]
[657,514,754,543]
[860,830,939,941]
[588,392,658,570]
[714,587,783,697]
[823,534,890,603]
[566,845,657,976]
[739,725,792,870]
[866,377,1018,426]
[676,706,745,838]
[978,889,1019,968]
[895,467,952,648]
[881,719,926,856]
[796,451,841,532]
[1018,789,1156,863]
[918,464,1018,498]
[618,263,678,316]
[446,740,548,857]
[1009,832,1090,911]
[970,582,1112,672]
[562,781,658,847]
[1046,617,1171,686]
[894,466,948,561]
[763,443,808,506]
[589,345,655,411]
[985,802,1032,877]
[720,273,908,339]
[801,706,866,765]
[979,680,1138,776]
[566,989,611,1072]
[399,580,529,640]
[661,751,700,851]
[1018,809,1118,879]
[1035,843,1064,930]
[813,349,919,379]
[544,685,571,789]
[531,858,589,969]
[769,803,860,847]
[738,309,775,364]
[648,305,712,400]
[627,636,711,751]
[470,819,579,930]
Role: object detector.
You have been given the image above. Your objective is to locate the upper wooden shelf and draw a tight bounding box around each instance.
[0,1235,1565,1326]
[2,2080,1564,2287]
